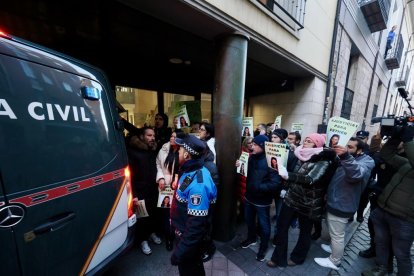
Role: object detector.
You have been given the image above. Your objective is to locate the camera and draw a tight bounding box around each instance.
[371,115,414,137]
[371,88,414,137]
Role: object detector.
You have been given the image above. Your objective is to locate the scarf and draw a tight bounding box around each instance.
[294,145,323,162]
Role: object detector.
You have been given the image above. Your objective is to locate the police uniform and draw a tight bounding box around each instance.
[170,135,217,276]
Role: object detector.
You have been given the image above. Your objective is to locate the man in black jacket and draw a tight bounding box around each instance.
[239,135,282,262]
[127,127,161,255]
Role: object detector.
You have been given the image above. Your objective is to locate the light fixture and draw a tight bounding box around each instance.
[169,58,183,64]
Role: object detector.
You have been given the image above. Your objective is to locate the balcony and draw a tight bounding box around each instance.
[385,34,404,70]
[256,0,306,31]
[395,66,409,87]
[359,0,390,33]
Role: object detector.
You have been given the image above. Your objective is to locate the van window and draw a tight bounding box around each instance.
[0,55,117,193]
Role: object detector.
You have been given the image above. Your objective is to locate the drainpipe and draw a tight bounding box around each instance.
[361,52,380,130]
[320,0,342,132]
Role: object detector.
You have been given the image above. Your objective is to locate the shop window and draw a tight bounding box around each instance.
[116,86,158,127]
[164,93,195,127]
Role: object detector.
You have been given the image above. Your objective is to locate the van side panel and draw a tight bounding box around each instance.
[0,47,128,275]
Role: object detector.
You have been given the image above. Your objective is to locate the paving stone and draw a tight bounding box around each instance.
[228,260,244,272]
[220,244,236,255]
[228,270,246,276]
[212,256,228,270]
[211,269,229,276]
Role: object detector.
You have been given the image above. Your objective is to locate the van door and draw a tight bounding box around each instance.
[0,48,127,275]
[0,177,21,275]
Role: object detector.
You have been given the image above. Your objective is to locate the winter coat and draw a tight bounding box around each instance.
[285,149,337,220]
[244,152,282,206]
[127,136,158,201]
[206,138,216,163]
[378,139,414,223]
[203,147,219,186]
[326,152,375,218]
[170,159,217,264]
[156,142,177,186]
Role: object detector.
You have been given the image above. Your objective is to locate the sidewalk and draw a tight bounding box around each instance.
[103,211,364,276]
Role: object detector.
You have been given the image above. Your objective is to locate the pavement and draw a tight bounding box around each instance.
[103,206,414,275]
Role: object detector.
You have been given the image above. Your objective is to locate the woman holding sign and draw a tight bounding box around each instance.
[267,133,337,268]
[156,130,184,251]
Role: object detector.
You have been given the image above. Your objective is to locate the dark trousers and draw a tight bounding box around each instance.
[357,186,371,219]
[161,208,174,242]
[175,234,205,276]
[270,203,313,266]
[136,198,159,243]
[245,200,270,253]
[371,207,414,275]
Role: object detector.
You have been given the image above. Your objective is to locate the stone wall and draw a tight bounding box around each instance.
[248,77,326,137]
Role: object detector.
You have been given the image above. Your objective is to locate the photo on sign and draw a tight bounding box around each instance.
[157,190,174,208]
[242,117,254,137]
[264,142,288,169]
[273,115,282,131]
[174,105,191,129]
[236,152,249,176]
[267,156,283,171]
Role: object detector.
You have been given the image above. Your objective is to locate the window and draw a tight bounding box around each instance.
[254,0,306,31]
[371,104,378,121]
[116,86,158,128]
[340,89,354,119]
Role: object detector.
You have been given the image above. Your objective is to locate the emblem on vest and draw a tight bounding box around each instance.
[190,194,202,206]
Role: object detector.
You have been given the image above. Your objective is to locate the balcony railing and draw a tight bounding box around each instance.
[385,34,404,70]
[359,0,391,33]
[256,0,306,31]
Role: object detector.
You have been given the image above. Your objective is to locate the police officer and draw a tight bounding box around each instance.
[170,135,217,276]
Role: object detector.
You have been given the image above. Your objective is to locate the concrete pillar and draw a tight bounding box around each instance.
[212,32,249,241]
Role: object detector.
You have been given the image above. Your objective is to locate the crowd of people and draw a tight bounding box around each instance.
[123,113,414,276]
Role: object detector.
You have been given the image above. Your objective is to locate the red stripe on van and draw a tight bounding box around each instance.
[9,169,125,207]
[0,202,4,207]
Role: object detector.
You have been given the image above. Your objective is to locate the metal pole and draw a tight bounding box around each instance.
[212,32,249,241]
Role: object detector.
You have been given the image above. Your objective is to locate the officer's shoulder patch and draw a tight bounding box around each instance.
[190,194,202,206]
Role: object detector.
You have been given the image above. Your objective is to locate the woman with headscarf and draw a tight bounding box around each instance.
[267,133,337,268]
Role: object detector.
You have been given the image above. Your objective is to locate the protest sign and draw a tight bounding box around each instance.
[242,117,254,137]
[291,123,304,134]
[265,142,288,170]
[273,115,282,130]
[157,188,174,208]
[136,199,149,218]
[174,105,190,129]
[326,116,359,147]
[236,152,249,176]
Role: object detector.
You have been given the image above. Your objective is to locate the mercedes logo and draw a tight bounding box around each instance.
[0,205,25,227]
